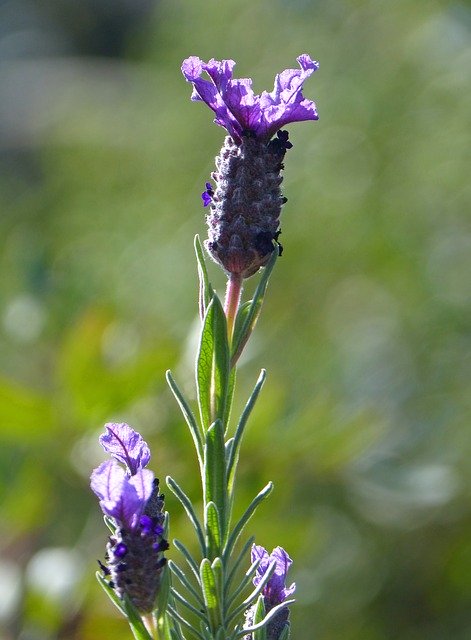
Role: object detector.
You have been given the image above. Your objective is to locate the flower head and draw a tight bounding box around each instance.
[91,423,168,613]
[182,55,319,143]
[244,544,296,640]
[252,545,296,607]
[181,54,319,279]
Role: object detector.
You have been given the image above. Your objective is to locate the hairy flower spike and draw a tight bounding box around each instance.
[91,424,168,613]
[182,55,319,278]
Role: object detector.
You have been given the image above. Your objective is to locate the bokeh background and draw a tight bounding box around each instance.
[0,0,470,638]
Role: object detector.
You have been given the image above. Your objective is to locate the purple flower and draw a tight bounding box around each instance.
[244,545,295,640]
[91,423,168,613]
[201,181,214,207]
[99,422,150,476]
[181,54,319,143]
[90,460,154,529]
[252,545,296,607]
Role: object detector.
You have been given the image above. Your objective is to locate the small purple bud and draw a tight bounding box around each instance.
[115,543,128,558]
[202,191,212,207]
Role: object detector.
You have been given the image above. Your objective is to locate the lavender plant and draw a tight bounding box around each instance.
[91,54,319,640]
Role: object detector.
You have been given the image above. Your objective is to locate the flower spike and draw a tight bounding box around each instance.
[182,54,319,278]
[91,425,168,613]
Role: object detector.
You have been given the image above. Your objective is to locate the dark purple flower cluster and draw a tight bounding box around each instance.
[91,423,168,613]
[182,55,319,279]
[245,545,296,640]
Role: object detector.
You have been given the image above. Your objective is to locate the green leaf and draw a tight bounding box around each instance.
[196,295,230,430]
[211,556,225,611]
[225,535,255,599]
[224,483,273,562]
[200,558,220,630]
[231,248,277,365]
[195,235,215,320]
[204,420,227,546]
[223,367,237,435]
[96,571,126,616]
[155,562,171,623]
[103,515,117,533]
[167,476,206,555]
[166,369,203,466]
[253,596,267,640]
[226,370,266,498]
[171,587,207,621]
[169,560,205,607]
[173,539,201,581]
[205,501,222,558]
[168,604,205,640]
[237,599,295,638]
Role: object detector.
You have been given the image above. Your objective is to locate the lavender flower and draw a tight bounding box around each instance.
[245,545,296,640]
[91,423,168,613]
[181,55,319,144]
[182,55,319,278]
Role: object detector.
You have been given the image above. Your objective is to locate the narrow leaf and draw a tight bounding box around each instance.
[225,535,255,597]
[96,572,126,616]
[167,476,206,554]
[253,595,267,640]
[200,559,220,630]
[166,370,203,465]
[169,560,205,607]
[167,604,205,640]
[171,587,207,621]
[226,370,266,497]
[231,248,278,365]
[204,420,227,544]
[237,600,295,637]
[196,295,230,430]
[205,501,222,558]
[155,563,171,622]
[224,483,273,562]
[194,234,214,320]
[173,539,201,581]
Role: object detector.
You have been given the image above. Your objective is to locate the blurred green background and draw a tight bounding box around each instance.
[0,0,470,638]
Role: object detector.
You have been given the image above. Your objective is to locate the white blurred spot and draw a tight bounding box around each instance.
[348,459,460,528]
[25,548,83,605]
[0,558,21,621]
[2,294,46,343]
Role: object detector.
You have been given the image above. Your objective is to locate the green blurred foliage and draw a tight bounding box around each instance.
[0,0,470,638]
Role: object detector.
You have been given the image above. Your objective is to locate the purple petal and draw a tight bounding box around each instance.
[182,57,242,140]
[91,460,154,529]
[202,191,212,207]
[99,423,150,475]
[182,54,319,142]
[251,544,296,604]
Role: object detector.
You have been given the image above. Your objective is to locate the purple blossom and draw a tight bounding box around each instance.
[91,423,168,612]
[252,544,296,607]
[99,422,150,476]
[201,181,214,207]
[90,460,154,529]
[181,54,319,143]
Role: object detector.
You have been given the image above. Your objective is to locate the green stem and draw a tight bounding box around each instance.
[224,273,243,344]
